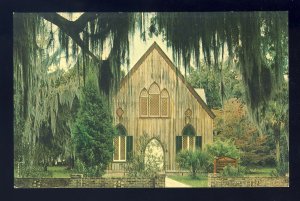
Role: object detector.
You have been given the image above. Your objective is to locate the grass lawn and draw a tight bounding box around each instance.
[47,166,75,178]
[168,167,276,187]
[14,166,74,178]
[245,167,276,177]
[168,175,208,187]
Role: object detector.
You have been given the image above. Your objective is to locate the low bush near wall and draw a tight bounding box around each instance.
[207,174,288,187]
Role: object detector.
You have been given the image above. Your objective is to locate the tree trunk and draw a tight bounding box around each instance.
[43,160,48,171]
[274,125,281,164]
[276,139,280,164]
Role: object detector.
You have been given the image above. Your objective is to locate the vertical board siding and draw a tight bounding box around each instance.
[112,46,214,171]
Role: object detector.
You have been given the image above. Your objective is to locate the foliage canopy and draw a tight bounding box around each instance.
[206,139,241,159]
[13,12,288,172]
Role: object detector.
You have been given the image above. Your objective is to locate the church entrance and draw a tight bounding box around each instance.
[144,138,164,171]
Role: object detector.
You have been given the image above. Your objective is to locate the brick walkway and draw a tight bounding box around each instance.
[165,177,191,188]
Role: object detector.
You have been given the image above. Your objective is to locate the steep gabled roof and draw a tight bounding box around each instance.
[120,42,216,119]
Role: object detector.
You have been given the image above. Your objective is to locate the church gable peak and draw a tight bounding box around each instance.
[120,42,215,119]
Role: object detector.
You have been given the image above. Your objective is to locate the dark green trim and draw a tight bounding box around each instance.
[196,136,202,149]
[176,136,182,153]
[126,136,133,159]
[116,124,127,136]
[182,124,196,136]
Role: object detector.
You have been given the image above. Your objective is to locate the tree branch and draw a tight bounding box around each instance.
[73,12,99,32]
[39,12,102,64]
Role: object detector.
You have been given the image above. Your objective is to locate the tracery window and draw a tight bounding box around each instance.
[139,82,170,118]
[149,83,160,117]
[139,88,148,117]
[161,89,169,117]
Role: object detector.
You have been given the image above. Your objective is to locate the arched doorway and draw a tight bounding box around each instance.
[144,138,164,171]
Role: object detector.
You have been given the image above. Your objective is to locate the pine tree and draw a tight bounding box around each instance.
[72,74,115,177]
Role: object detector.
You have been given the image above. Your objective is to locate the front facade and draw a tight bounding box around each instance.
[109,42,215,172]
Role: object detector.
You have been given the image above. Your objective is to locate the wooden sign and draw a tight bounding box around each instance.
[213,156,237,175]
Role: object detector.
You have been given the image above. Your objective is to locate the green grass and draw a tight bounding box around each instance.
[245,167,276,177]
[168,175,208,187]
[46,166,75,178]
[168,167,276,187]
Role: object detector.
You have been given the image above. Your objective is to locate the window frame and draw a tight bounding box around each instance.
[139,88,149,117]
[113,135,127,162]
[182,124,196,151]
[160,89,169,117]
[139,84,171,118]
[149,94,160,117]
[182,135,195,151]
[148,83,160,117]
[113,125,127,162]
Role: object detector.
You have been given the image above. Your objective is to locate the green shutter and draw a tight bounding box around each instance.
[196,136,202,150]
[126,136,133,160]
[176,136,182,154]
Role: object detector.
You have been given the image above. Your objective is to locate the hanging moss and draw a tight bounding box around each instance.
[14,12,288,167]
[155,12,288,126]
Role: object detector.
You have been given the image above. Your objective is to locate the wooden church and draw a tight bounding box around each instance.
[109,42,215,172]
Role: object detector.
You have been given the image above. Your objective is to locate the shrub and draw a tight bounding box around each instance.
[17,165,53,178]
[74,158,104,177]
[125,133,163,178]
[270,161,289,177]
[241,153,276,167]
[206,139,241,159]
[221,165,246,177]
[176,150,210,178]
[72,74,116,177]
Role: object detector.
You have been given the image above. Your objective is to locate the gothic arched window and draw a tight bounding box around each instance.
[113,124,127,161]
[182,124,196,151]
[139,88,148,117]
[161,89,169,117]
[148,82,160,117]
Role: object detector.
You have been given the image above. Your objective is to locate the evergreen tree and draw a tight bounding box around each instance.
[72,74,115,177]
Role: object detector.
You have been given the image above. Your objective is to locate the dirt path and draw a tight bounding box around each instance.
[165,177,191,188]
